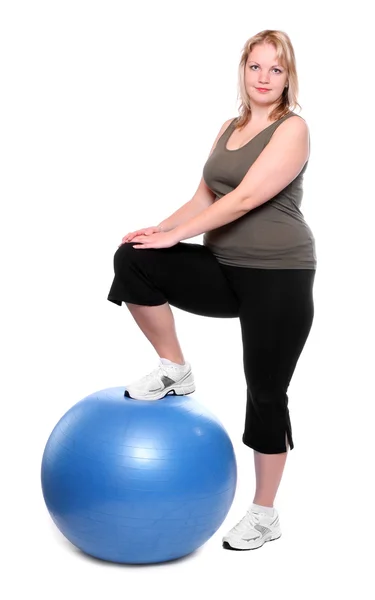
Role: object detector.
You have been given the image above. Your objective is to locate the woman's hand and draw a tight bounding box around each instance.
[130,229,181,250]
[119,225,163,246]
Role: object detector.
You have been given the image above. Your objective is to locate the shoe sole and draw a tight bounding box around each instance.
[124,381,196,401]
[222,533,282,551]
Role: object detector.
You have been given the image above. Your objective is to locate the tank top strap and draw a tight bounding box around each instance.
[217,117,239,147]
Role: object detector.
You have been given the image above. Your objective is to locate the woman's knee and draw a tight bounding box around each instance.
[253,387,288,414]
[114,242,137,259]
[113,242,137,272]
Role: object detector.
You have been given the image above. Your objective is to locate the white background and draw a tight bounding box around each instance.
[1,1,374,598]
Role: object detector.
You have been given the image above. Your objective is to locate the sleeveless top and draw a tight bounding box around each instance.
[202,111,317,269]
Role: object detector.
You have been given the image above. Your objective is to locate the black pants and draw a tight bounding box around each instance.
[108,242,316,454]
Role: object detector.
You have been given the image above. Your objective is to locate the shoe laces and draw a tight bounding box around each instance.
[231,509,261,535]
[141,364,170,383]
[141,361,185,384]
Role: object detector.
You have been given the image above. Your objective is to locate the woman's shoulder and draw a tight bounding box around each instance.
[285,112,307,125]
[279,112,309,135]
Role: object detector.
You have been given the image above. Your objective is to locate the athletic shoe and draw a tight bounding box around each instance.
[124,360,195,400]
[222,505,282,551]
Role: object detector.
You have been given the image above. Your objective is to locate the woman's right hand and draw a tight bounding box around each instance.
[119,225,163,246]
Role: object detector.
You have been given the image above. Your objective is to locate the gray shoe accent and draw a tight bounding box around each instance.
[255,524,271,535]
[243,524,271,542]
[149,375,176,393]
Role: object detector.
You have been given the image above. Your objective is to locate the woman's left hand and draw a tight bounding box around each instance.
[129,229,181,250]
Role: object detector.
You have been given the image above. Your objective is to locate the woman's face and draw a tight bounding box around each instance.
[245,43,288,107]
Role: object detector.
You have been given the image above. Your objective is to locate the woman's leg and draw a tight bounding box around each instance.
[126,302,185,364]
[222,266,316,507]
[108,242,240,360]
[108,241,240,399]
[252,438,289,507]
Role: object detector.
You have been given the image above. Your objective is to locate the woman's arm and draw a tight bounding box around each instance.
[173,116,309,241]
[157,179,215,232]
[172,190,250,241]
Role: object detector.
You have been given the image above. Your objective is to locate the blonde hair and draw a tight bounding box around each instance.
[236,29,301,130]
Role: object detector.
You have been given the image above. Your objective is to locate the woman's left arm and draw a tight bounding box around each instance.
[174,116,309,242]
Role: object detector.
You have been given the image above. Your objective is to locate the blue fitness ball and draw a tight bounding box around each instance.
[41,387,237,564]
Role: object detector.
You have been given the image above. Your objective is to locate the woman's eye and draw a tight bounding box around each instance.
[250,65,282,74]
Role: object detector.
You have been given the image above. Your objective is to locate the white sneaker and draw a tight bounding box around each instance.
[222,505,282,551]
[124,360,195,401]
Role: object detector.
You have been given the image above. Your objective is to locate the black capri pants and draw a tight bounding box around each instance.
[108,241,316,455]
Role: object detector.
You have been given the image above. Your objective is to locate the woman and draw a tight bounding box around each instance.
[107,29,317,552]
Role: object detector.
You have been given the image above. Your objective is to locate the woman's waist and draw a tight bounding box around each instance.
[204,209,315,248]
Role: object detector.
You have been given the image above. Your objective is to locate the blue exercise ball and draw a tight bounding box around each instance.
[41,387,237,564]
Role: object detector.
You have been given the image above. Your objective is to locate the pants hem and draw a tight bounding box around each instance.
[242,437,294,454]
[107,295,167,307]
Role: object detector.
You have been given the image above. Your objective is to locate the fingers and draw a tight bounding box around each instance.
[118,234,132,247]
[118,233,142,247]
[118,227,157,247]
[121,232,137,244]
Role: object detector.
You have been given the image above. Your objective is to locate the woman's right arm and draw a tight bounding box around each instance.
[157,118,235,233]
[156,177,215,232]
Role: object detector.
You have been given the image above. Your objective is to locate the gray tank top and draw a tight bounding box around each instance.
[202,112,317,269]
